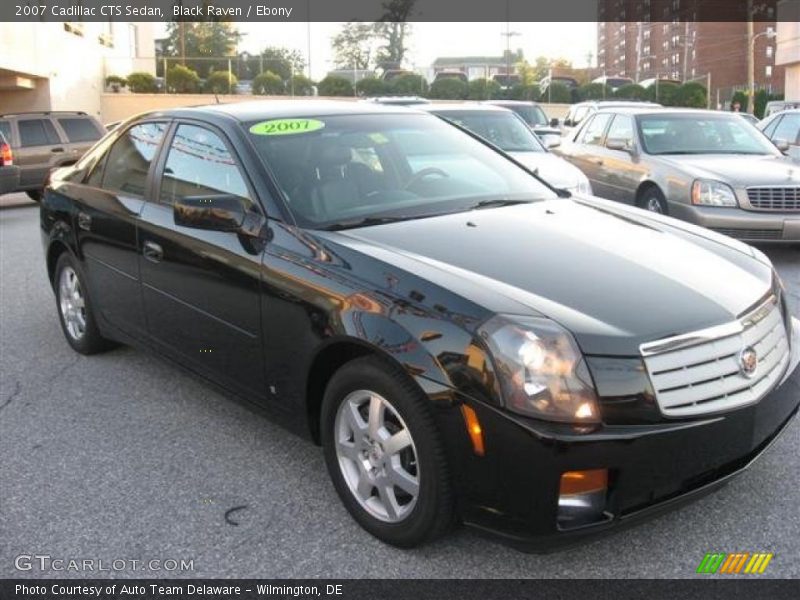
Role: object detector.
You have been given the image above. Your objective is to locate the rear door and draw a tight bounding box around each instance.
[54,116,105,162]
[15,118,63,188]
[137,120,266,399]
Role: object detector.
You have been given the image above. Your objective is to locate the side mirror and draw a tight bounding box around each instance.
[549,117,560,128]
[606,137,633,153]
[174,194,248,233]
[563,118,573,127]
[774,138,791,153]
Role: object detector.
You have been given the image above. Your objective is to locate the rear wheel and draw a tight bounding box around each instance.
[26,190,42,202]
[54,253,115,355]
[637,187,668,214]
[321,356,453,547]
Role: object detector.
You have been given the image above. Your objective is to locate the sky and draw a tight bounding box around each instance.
[157,22,597,80]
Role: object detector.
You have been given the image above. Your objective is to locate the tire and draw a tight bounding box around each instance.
[637,186,668,214]
[321,355,454,548]
[54,253,115,355]
[26,189,42,202]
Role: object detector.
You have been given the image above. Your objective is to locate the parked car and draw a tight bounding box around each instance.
[364,96,431,106]
[421,103,591,194]
[556,107,800,242]
[433,71,468,84]
[591,75,634,92]
[758,108,800,152]
[561,101,662,137]
[736,112,760,127]
[0,129,21,195]
[0,111,105,201]
[491,74,520,89]
[763,100,800,118]
[638,77,682,89]
[483,100,561,147]
[539,75,579,98]
[41,101,799,551]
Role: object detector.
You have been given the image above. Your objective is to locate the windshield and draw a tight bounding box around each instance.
[637,113,779,155]
[247,113,554,229]
[433,110,545,153]
[506,105,549,127]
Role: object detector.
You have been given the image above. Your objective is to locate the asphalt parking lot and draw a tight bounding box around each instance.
[1,198,798,579]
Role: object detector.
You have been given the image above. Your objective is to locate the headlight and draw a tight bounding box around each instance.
[691,179,738,207]
[479,315,600,423]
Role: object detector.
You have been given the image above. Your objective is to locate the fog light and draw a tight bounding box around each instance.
[557,469,608,529]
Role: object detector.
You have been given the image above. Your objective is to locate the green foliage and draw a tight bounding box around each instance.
[674,82,707,108]
[467,78,502,100]
[332,21,374,71]
[163,22,243,77]
[730,91,748,111]
[577,83,611,101]
[318,76,354,97]
[645,82,680,106]
[205,71,238,94]
[126,72,157,93]
[373,0,415,69]
[429,78,468,100]
[754,89,783,119]
[166,65,200,93]
[356,77,388,97]
[105,75,127,90]
[255,47,306,82]
[543,82,571,103]
[614,84,647,101]
[289,74,315,96]
[390,73,428,96]
[252,71,286,95]
[508,84,540,101]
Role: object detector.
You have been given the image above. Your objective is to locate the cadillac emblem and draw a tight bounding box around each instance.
[739,346,759,379]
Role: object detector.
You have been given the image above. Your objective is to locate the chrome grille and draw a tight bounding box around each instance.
[640,295,790,418]
[747,187,800,211]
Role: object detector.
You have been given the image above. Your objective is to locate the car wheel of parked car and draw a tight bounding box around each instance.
[26,190,42,202]
[321,355,454,547]
[638,187,668,214]
[54,253,115,355]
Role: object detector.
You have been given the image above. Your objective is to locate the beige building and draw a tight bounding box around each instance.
[0,22,155,118]
[777,1,800,100]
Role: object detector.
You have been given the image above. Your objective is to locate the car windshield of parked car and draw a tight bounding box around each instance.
[433,111,545,153]
[507,105,549,127]
[247,113,555,229]
[638,113,779,155]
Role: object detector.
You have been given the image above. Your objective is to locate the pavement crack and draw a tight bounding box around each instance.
[224,505,249,526]
[0,380,21,412]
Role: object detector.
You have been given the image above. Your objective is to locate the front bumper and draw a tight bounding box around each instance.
[668,202,800,242]
[452,325,800,552]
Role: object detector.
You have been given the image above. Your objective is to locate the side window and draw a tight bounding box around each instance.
[100,122,167,197]
[771,114,800,144]
[18,119,60,147]
[578,113,612,146]
[605,115,635,147]
[761,115,782,139]
[159,124,253,210]
[573,106,590,125]
[0,121,11,143]
[58,118,103,143]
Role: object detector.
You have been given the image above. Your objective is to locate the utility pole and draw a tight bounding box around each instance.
[682,21,691,83]
[501,1,521,82]
[747,0,755,113]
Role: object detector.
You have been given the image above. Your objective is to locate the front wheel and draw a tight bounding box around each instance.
[638,187,668,214]
[26,189,42,202]
[321,356,454,548]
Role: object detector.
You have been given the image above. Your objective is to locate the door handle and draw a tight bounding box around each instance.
[143,241,163,263]
[77,211,91,231]
[51,147,64,153]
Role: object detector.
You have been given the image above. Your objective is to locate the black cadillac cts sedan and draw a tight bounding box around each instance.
[41,101,800,550]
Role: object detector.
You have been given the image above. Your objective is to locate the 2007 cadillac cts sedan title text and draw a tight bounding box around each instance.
[40,101,800,550]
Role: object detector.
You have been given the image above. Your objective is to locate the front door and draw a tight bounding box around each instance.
[137,122,266,399]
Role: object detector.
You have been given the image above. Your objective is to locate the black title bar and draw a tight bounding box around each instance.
[3,0,792,22]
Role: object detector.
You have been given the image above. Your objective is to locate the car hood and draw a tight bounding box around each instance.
[656,154,800,187]
[325,198,773,356]
[508,151,587,190]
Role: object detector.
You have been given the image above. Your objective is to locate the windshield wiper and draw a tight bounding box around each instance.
[323,215,420,231]
[469,198,539,210]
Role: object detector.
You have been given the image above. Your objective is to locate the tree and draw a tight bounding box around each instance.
[614,84,647,101]
[429,78,467,100]
[518,56,572,85]
[290,74,315,96]
[252,71,286,95]
[205,70,237,94]
[373,0,415,70]
[163,22,242,77]
[509,84,540,101]
[674,82,707,108]
[646,81,680,106]
[467,78,502,100]
[166,65,201,93]
[255,47,306,82]
[356,77,388,97]
[332,21,375,71]
[318,75,354,97]
[126,72,157,93]
[544,82,571,103]
[390,73,427,95]
[577,83,611,101]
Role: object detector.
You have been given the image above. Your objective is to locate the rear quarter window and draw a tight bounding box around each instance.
[58,118,103,143]
[0,121,11,143]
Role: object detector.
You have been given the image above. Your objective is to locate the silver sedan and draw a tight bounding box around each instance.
[555,107,800,242]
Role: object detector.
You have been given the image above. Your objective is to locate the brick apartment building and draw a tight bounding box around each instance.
[596,0,784,106]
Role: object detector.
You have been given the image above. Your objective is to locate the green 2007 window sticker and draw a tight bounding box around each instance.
[249,118,325,136]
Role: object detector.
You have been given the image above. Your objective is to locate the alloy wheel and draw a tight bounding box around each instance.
[58,266,86,341]
[334,389,420,523]
[645,196,665,213]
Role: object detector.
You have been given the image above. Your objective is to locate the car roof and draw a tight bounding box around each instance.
[0,110,91,118]
[484,100,541,107]
[595,107,734,117]
[419,103,510,113]
[577,101,661,108]
[135,100,423,123]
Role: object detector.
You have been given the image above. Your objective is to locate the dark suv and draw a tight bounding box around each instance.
[0,111,105,200]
